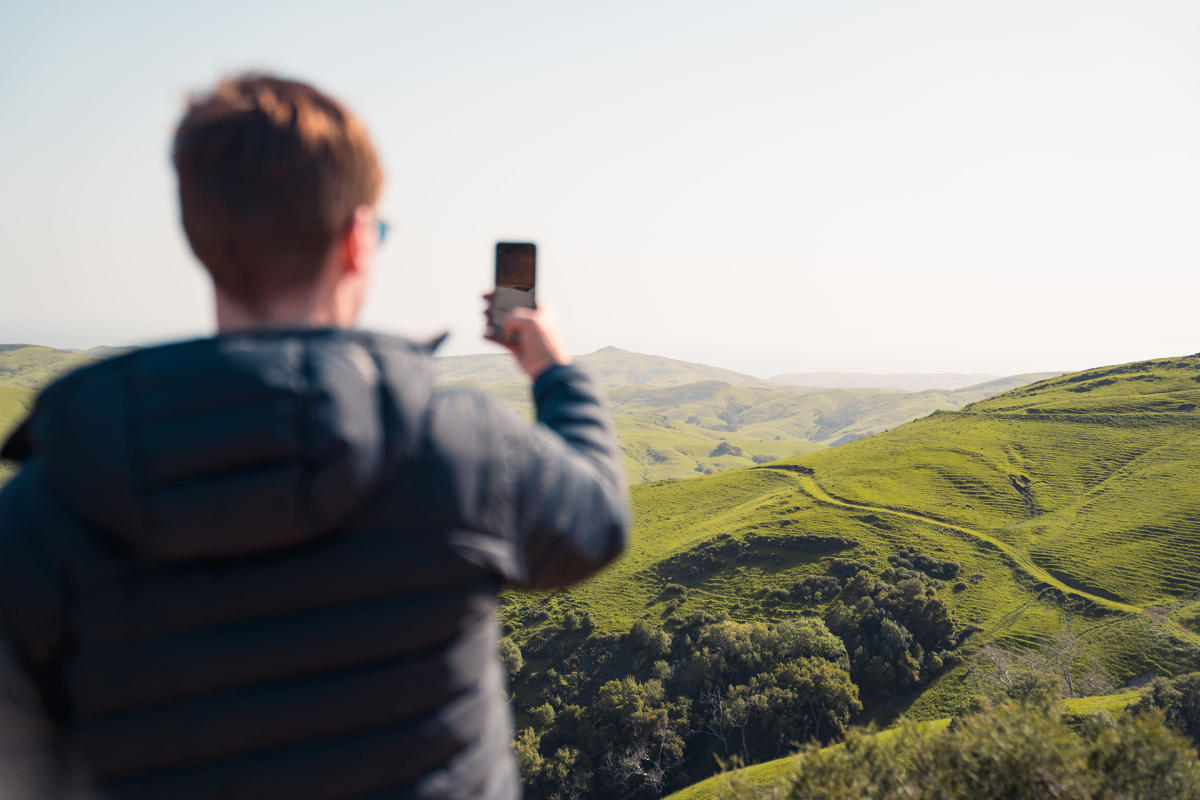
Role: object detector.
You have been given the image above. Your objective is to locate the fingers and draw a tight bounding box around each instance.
[503,311,534,342]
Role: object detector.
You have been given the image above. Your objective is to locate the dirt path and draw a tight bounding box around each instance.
[767,468,1200,647]
[761,468,1142,614]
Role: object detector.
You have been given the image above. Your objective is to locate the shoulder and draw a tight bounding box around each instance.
[425,386,530,465]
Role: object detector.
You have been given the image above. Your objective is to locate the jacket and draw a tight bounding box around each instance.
[0,328,629,799]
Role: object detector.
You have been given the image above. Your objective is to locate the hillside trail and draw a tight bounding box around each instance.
[760,467,1145,615]
[764,468,1200,648]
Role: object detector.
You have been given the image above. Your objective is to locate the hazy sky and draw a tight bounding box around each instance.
[3,0,1197,377]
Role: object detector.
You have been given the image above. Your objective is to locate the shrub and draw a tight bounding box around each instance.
[499,636,523,678]
[710,441,746,458]
[717,701,1200,799]
[827,559,868,579]
[628,619,672,659]
[1129,672,1200,744]
[791,575,841,603]
[764,587,791,605]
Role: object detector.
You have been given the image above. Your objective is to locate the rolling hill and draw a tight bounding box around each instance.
[0,346,100,457]
[769,371,1000,391]
[0,343,1060,486]
[459,371,1062,482]
[502,353,1200,724]
[435,345,766,387]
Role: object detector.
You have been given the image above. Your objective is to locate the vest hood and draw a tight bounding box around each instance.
[1,330,441,562]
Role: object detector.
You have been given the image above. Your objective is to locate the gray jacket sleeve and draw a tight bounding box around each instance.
[508,363,630,589]
[0,468,77,798]
[427,362,629,589]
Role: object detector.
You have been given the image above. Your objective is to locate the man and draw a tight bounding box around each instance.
[0,74,629,798]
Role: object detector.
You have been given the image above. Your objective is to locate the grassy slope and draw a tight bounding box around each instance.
[455,374,1059,483]
[664,692,1142,800]
[504,354,1200,723]
[0,346,98,483]
[0,346,95,391]
[436,345,765,387]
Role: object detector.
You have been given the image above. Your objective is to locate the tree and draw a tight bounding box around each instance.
[500,636,524,678]
[593,677,691,797]
[627,619,672,660]
[1129,672,1200,745]
[825,573,959,698]
[718,701,1200,800]
[968,617,1112,704]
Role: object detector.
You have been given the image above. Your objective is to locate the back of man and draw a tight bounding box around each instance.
[0,75,628,799]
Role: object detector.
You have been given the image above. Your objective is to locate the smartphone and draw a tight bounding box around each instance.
[485,242,537,343]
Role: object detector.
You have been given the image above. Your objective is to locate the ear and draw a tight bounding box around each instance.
[339,205,375,277]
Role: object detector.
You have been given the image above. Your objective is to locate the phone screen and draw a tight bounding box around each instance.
[496,243,536,290]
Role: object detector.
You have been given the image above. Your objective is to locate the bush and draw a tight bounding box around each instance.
[661,583,689,600]
[827,559,868,579]
[764,587,791,605]
[628,619,672,659]
[791,576,841,603]
[1129,672,1200,744]
[499,636,523,678]
[710,441,746,458]
[887,546,961,580]
[717,701,1200,799]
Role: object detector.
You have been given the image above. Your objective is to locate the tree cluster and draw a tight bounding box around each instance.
[1129,671,1200,745]
[717,700,1200,800]
[510,614,862,799]
[508,567,969,798]
[823,572,963,698]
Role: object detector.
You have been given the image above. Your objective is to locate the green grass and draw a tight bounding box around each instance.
[504,354,1200,727]
[0,346,98,472]
[0,345,95,391]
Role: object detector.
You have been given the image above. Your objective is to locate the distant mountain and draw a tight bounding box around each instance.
[451,370,1062,482]
[0,342,1063,485]
[769,371,1003,391]
[435,345,765,387]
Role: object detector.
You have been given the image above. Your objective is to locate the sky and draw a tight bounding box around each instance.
[2,0,1198,378]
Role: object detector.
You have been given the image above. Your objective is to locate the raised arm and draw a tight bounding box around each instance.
[488,305,629,588]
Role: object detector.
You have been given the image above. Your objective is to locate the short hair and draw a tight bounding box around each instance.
[172,73,382,310]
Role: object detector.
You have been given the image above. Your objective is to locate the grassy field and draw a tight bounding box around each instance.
[0,346,100,483]
[0,346,99,441]
[503,354,1200,724]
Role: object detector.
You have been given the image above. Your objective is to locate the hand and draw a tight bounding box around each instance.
[483,296,571,380]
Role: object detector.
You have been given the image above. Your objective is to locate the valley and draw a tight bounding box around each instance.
[498,353,1200,796]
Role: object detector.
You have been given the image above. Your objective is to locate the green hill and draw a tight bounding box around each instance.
[436,345,766,387]
[0,345,98,442]
[0,345,96,391]
[504,353,1200,716]
[451,371,1061,482]
[0,342,1056,487]
[0,346,101,484]
[769,371,1000,391]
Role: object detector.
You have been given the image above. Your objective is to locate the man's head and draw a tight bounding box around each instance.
[173,73,383,328]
